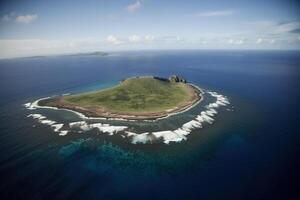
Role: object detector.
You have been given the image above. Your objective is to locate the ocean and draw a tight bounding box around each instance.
[0,50,299,199]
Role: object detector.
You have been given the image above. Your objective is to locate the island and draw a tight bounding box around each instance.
[38,75,201,120]
[66,51,108,57]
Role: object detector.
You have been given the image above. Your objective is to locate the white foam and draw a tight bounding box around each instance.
[126,131,151,144]
[52,124,64,132]
[125,131,137,137]
[39,119,56,125]
[114,90,232,144]
[24,103,31,108]
[182,120,202,131]
[24,97,56,110]
[152,130,186,144]
[52,124,69,136]
[25,89,231,145]
[69,121,91,131]
[205,108,217,116]
[89,123,127,135]
[174,128,190,136]
[69,121,87,128]
[207,102,219,109]
[24,102,35,110]
[24,97,104,120]
[27,113,57,125]
[59,130,68,136]
[27,113,69,136]
[125,90,231,144]
[27,114,46,120]
[199,112,214,124]
[126,129,186,145]
[207,92,230,106]
[69,121,127,135]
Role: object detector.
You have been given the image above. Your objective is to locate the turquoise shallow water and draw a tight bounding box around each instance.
[0,50,299,199]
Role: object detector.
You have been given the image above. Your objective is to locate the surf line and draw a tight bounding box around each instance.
[24,83,204,122]
[24,90,231,145]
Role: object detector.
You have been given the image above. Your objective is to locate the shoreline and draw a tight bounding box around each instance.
[24,88,231,145]
[28,83,203,121]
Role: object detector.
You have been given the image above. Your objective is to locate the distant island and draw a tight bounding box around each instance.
[39,75,201,120]
[20,51,108,60]
[65,51,108,57]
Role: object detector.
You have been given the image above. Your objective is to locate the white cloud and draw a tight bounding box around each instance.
[125,1,142,13]
[128,35,141,43]
[16,14,38,24]
[144,35,155,42]
[274,21,300,34]
[176,36,182,41]
[106,35,123,45]
[270,39,275,44]
[107,34,155,44]
[256,38,263,44]
[194,10,235,17]
[236,39,244,45]
[228,38,244,45]
[228,39,233,44]
[246,20,300,35]
[158,36,182,42]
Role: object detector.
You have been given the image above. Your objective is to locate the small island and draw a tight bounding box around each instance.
[39,75,201,120]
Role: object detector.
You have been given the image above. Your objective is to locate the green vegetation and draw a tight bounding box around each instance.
[64,76,191,112]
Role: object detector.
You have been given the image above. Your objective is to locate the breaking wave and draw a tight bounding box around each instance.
[27,114,69,136]
[123,91,231,144]
[24,89,231,144]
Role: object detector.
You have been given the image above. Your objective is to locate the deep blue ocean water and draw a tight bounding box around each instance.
[0,50,299,200]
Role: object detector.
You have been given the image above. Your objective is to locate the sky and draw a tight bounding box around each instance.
[0,0,300,58]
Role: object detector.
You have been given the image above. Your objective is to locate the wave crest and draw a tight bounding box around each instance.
[24,90,231,144]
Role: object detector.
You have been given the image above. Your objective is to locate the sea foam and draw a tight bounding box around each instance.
[152,130,187,144]
[69,121,127,135]
[25,89,231,144]
[127,90,230,144]
[28,113,68,136]
[125,131,151,144]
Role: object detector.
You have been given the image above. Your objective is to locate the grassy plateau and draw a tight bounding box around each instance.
[64,76,193,113]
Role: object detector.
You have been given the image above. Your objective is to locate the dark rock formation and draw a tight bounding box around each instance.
[153,76,169,82]
[169,75,187,83]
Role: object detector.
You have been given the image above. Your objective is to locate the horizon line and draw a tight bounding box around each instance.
[1,48,300,60]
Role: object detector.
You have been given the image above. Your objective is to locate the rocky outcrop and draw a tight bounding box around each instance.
[169,75,187,83]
